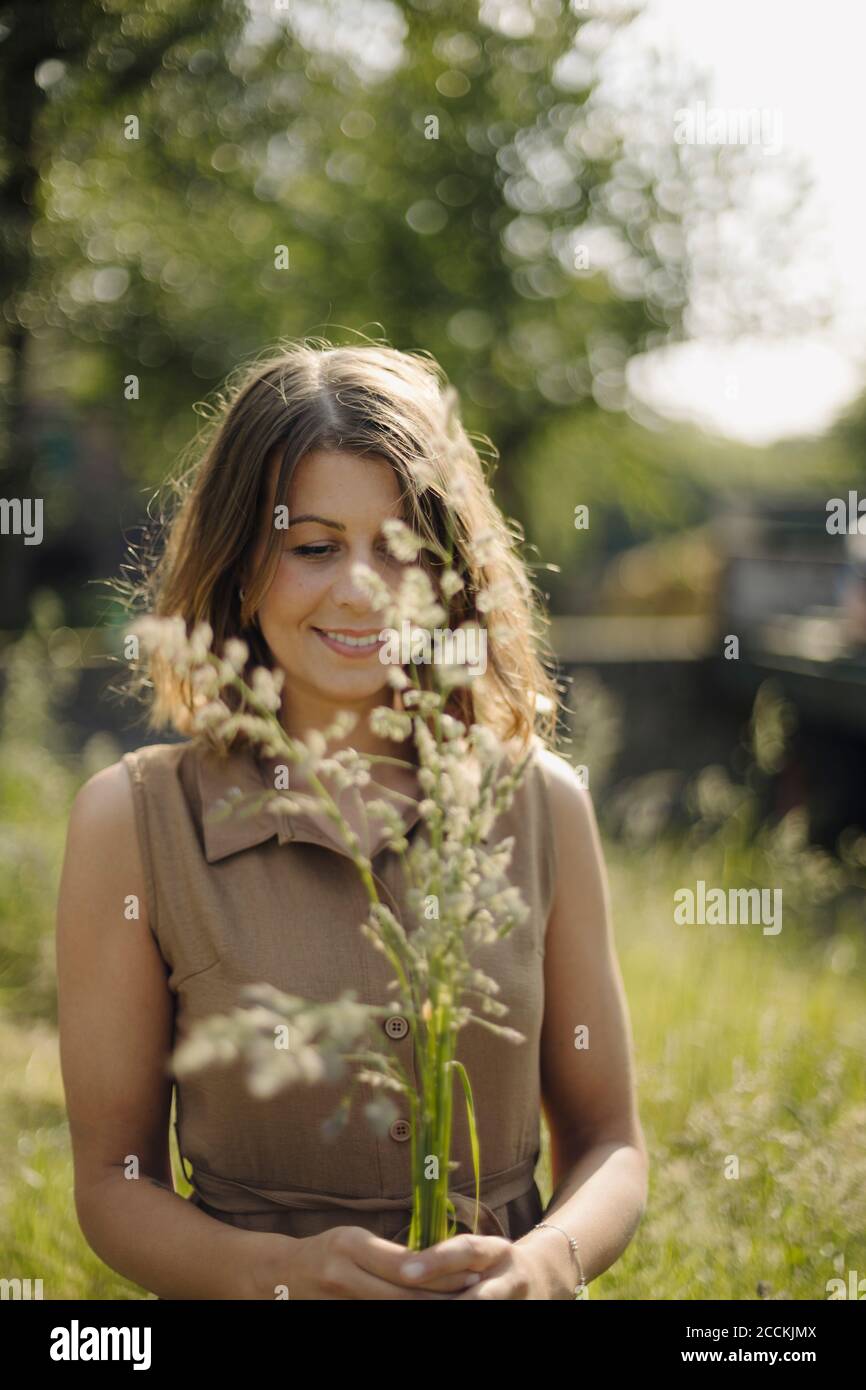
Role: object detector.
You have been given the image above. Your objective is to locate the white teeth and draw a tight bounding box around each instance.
[322,630,380,648]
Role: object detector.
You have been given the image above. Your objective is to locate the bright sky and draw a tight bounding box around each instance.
[623,0,866,444]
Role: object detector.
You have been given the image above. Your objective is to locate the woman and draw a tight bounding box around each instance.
[56,339,648,1300]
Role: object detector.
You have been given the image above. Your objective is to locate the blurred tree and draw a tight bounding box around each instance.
[829,388,866,477]
[0,0,822,625]
[0,0,245,618]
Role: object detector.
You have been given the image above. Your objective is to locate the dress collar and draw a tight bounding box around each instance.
[194,738,424,864]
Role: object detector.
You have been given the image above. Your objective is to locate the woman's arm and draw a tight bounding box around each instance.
[56,759,289,1300]
[518,751,649,1299]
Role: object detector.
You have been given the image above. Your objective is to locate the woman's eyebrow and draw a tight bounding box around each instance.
[287,513,346,531]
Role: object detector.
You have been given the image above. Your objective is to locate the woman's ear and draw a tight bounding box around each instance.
[237,575,250,618]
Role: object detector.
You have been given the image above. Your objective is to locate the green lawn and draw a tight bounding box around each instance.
[592,841,866,1300]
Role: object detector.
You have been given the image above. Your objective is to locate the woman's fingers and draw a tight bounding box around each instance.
[405,1269,481,1292]
[355,1234,483,1295]
[399,1233,510,1284]
[320,1228,497,1297]
[328,1265,456,1300]
[332,1230,470,1296]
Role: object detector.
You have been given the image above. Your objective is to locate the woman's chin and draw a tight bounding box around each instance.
[312,670,393,704]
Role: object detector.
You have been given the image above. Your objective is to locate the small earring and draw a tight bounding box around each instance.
[239,587,247,601]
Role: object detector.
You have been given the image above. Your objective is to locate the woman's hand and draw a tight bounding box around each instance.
[399,1232,567,1300]
[250,1226,484,1300]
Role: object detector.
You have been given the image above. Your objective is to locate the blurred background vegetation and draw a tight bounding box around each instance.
[0,0,863,1299]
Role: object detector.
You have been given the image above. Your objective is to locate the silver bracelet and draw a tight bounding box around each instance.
[532,1221,590,1300]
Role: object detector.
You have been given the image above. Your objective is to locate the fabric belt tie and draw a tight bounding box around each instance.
[188,1153,538,1244]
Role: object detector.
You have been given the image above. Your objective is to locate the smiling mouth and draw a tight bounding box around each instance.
[312,628,385,656]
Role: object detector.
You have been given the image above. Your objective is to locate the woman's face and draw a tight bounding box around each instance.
[250,447,409,735]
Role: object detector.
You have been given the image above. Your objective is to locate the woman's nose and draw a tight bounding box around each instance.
[329,546,386,608]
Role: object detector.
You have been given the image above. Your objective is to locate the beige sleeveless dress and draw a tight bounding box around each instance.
[122,732,557,1250]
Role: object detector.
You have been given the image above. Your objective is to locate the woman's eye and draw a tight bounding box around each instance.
[291,541,397,560]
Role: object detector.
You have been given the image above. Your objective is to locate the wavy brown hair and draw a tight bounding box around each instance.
[118,336,560,760]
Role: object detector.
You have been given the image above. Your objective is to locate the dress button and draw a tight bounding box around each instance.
[389,1118,412,1142]
[384,1014,410,1040]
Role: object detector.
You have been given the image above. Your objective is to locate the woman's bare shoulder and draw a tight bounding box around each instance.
[531,742,600,855]
[62,760,144,888]
[71,743,188,823]
[532,741,592,798]
[57,761,151,963]
[71,756,134,820]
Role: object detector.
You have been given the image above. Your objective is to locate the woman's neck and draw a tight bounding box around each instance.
[277,688,417,774]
